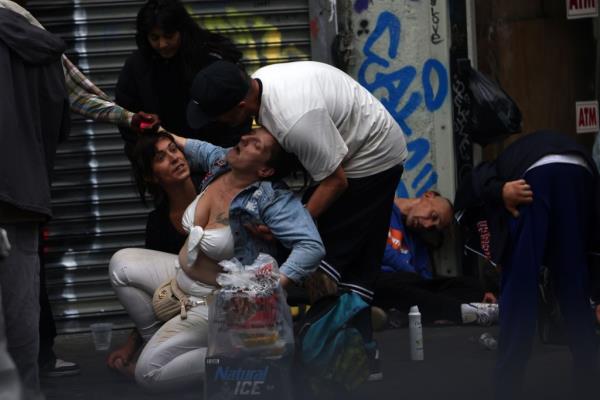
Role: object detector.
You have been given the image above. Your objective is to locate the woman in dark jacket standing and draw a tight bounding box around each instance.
[116,0,243,159]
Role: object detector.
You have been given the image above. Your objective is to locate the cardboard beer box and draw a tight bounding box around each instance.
[205,356,294,400]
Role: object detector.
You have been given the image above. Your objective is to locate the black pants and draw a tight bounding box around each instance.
[305,165,402,343]
[306,165,403,303]
[38,238,56,367]
[373,271,484,324]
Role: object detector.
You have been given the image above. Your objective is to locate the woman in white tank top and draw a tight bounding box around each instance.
[108,129,324,391]
[106,132,197,377]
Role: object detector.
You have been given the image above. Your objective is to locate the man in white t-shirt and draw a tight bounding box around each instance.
[187,61,407,377]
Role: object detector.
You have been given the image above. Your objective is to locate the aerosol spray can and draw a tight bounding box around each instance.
[408,305,424,360]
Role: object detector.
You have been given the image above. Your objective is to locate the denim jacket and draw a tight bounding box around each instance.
[184,139,324,283]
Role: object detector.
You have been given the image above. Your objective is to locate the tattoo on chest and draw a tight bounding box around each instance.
[215,212,230,225]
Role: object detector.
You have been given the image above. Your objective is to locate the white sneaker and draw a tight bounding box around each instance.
[469,303,499,326]
[40,358,80,378]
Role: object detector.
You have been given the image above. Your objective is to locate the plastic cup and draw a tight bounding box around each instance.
[90,323,113,351]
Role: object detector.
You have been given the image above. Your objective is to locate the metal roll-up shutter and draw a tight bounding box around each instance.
[27,0,311,334]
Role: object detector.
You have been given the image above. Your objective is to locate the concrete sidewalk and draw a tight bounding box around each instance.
[41,325,591,400]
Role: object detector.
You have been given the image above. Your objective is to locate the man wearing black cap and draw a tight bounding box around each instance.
[187,60,407,380]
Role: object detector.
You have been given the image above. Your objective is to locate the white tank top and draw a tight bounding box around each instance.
[181,191,235,265]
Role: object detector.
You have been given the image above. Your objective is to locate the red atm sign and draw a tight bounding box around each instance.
[576,101,599,134]
[567,0,598,19]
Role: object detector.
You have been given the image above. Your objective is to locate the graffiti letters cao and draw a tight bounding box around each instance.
[358,11,449,197]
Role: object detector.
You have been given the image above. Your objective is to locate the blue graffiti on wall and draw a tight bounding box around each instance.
[357,11,448,197]
[354,0,371,13]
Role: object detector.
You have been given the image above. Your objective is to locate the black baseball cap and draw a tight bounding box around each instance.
[186,60,249,129]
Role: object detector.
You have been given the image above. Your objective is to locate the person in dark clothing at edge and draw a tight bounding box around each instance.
[373,193,500,327]
[0,0,165,380]
[116,0,245,161]
[453,130,600,399]
[0,7,71,400]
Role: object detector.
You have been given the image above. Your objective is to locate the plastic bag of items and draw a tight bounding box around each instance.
[456,59,522,147]
[207,254,294,359]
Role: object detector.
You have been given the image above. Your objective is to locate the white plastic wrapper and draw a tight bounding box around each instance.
[207,254,294,359]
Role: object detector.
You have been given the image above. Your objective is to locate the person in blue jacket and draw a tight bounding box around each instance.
[374,192,498,326]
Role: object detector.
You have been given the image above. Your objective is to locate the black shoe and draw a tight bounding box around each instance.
[40,358,80,378]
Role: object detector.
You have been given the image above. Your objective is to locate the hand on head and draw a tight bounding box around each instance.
[131,111,161,133]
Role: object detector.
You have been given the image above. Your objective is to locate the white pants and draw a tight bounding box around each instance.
[109,248,215,390]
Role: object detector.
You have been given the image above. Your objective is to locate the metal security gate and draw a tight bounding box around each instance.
[27,0,311,333]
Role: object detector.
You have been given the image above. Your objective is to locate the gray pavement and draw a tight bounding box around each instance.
[41,325,594,400]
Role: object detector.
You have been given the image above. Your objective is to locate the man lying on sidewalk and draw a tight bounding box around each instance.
[373,192,499,326]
